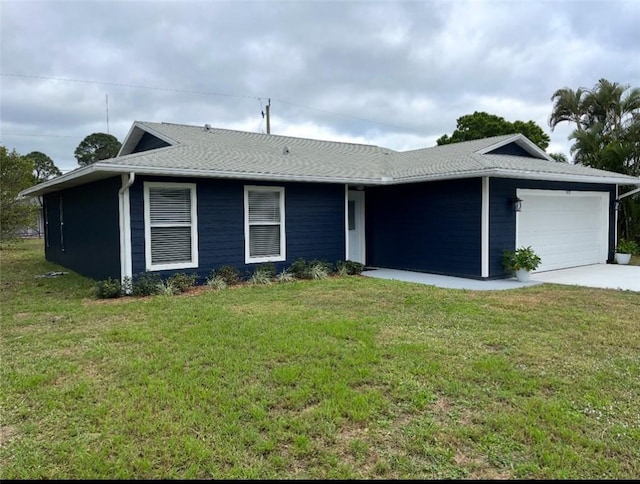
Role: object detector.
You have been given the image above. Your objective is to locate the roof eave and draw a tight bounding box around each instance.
[387,169,640,186]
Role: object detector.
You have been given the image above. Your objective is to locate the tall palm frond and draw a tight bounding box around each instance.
[548,87,589,132]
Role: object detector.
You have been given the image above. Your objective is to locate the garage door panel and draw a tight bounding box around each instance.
[516,190,608,272]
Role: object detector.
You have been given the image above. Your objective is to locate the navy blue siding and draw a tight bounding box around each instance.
[43,177,121,280]
[487,143,533,157]
[366,178,482,278]
[489,178,616,278]
[129,177,345,280]
[132,132,171,153]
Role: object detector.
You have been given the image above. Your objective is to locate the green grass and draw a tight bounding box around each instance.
[1,239,639,479]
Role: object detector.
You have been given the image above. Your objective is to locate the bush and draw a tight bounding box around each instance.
[249,266,273,285]
[308,259,331,280]
[157,279,177,296]
[336,260,364,276]
[216,265,241,286]
[95,277,122,299]
[289,258,310,279]
[275,269,296,283]
[256,262,276,279]
[166,272,198,293]
[206,274,227,290]
[131,273,162,297]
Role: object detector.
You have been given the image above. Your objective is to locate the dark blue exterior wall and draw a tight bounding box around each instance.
[129,176,345,280]
[489,178,616,278]
[132,132,171,153]
[366,178,483,278]
[487,143,533,157]
[43,176,121,280]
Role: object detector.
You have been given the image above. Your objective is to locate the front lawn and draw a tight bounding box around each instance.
[1,239,639,479]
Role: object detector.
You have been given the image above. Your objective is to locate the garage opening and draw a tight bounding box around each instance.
[516,189,609,272]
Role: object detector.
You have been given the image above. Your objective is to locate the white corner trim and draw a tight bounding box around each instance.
[344,184,349,260]
[481,177,490,278]
[119,173,135,286]
[244,185,286,264]
[143,181,199,271]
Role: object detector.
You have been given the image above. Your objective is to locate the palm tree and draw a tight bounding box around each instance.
[548,86,590,133]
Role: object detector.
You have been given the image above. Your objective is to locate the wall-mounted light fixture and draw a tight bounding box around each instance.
[614,199,621,211]
[510,197,523,212]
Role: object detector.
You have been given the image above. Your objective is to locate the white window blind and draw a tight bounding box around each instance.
[144,183,198,270]
[245,186,285,262]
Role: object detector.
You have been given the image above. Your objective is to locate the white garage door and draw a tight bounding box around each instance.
[516,189,609,272]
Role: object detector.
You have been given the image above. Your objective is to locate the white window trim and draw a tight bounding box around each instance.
[144,181,199,271]
[244,185,286,264]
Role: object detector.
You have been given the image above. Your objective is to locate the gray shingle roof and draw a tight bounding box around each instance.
[20,121,640,197]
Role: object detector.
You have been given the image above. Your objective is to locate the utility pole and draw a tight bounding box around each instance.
[106,94,110,134]
[265,98,271,134]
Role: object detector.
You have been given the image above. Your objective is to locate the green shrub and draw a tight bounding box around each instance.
[95,278,122,299]
[308,260,331,280]
[249,266,273,285]
[336,260,364,276]
[157,279,177,296]
[275,269,296,283]
[256,262,276,279]
[131,273,162,297]
[216,265,241,286]
[289,258,310,279]
[206,274,228,290]
[166,272,198,293]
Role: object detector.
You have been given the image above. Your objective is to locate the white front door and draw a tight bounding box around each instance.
[348,191,365,264]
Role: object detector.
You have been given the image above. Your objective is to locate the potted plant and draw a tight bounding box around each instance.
[502,246,542,282]
[614,238,639,265]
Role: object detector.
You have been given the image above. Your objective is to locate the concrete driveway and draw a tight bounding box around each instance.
[532,264,640,292]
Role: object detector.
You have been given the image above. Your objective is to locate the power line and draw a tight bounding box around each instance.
[2,133,79,138]
[1,72,419,133]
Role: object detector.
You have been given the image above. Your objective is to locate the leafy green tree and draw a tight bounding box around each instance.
[437,111,550,150]
[23,151,62,184]
[0,146,38,242]
[549,79,640,240]
[74,133,121,166]
[549,152,568,163]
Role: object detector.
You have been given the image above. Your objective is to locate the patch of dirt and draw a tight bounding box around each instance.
[0,425,18,448]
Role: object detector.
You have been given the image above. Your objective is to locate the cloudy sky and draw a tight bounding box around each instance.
[1,0,638,173]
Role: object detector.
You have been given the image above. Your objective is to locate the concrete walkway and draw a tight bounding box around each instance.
[531,264,640,292]
[362,264,640,292]
[362,268,542,291]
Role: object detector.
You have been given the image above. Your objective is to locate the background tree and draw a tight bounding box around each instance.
[0,146,38,243]
[23,151,62,184]
[549,152,568,163]
[74,133,121,166]
[549,78,640,240]
[437,111,551,150]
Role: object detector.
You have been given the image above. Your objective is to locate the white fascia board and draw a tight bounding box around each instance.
[388,169,640,186]
[477,134,553,161]
[19,164,99,197]
[488,169,640,186]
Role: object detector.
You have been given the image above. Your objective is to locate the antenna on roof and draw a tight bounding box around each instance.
[204,124,211,131]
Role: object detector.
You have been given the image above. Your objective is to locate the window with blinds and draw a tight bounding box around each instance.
[245,186,286,263]
[144,182,198,270]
